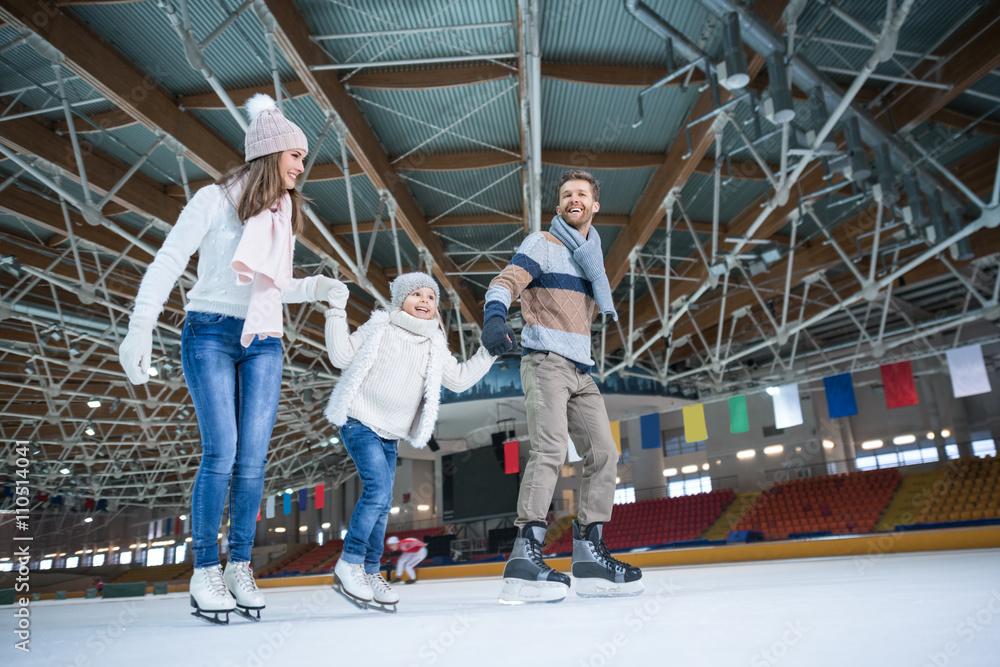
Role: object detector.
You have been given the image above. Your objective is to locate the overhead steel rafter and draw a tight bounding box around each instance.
[0,5,354,507]
[0,0,390,302]
[259,0,483,327]
[598,0,1000,389]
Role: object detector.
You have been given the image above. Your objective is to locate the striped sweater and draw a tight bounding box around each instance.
[485,231,599,370]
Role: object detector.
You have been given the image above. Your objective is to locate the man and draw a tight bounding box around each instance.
[481,170,644,603]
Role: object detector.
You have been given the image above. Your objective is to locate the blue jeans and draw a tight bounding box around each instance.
[340,418,397,574]
[181,311,283,567]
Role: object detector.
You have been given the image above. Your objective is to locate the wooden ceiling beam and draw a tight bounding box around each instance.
[884,3,1000,132]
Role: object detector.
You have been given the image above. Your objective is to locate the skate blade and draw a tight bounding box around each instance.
[331,580,371,610]
[574,578,645,598]
[498,578,568,605]
[370,601,398,614]
[233,605,264,622]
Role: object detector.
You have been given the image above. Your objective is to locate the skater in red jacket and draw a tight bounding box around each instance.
[386,536,428,584]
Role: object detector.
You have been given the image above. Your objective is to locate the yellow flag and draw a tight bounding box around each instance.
[609,421,622,455]
[682,404,708,443]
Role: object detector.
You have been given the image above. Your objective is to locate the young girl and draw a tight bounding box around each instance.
[119,94,338,624]
[323,272,494,612]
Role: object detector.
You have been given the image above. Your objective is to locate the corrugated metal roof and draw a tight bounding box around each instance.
[400,163,522,219]
[70,0,297,95]
[91,124,211,186]
[348,79,520,157]
[541,163,655,215]
[542,0,718,65]
[298,0,516,66]
[678,172,769,223]
[303,176,382,226]
[541,78,699,154]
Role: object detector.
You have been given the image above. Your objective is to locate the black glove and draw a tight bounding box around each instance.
[481,316,516,356]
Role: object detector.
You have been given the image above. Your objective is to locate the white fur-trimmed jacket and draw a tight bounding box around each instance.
[323,308,494,448]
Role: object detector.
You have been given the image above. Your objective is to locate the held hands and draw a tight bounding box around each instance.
[481,316,516,356]
[318,276,350,309]
[119,318,155,385]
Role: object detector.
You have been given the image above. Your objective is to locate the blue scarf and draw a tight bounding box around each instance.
[549,215,618,321]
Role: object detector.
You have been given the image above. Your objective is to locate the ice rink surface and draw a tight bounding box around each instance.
[5,549,1000,667]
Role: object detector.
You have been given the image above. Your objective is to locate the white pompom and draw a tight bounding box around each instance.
[244,93,277,122]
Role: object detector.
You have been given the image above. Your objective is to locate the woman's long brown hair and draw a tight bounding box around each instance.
[216,151,308,235]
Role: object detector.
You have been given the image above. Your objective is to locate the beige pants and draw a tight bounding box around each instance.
[516,351,617,529]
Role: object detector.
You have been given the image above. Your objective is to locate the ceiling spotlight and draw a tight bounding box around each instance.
[940,429,951,438]
[83,517,93,523]
[822,439,835,449]
[284,488,293,495]
[765,386,779,396]
[662,467,677,477]
[329,436,340,445]
[148,366,159,377]
[87,398,101,408]
[84,423,96,436]
[321,522,331,529]
[60,467,70,475]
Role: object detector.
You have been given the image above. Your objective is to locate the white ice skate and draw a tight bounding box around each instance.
[497,523,570,605]
[367,572,399,613]
[224,560,265,621]
[332,557,372,610]
[190,564,236,625]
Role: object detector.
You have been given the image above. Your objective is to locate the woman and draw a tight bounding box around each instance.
[119,94,339,624]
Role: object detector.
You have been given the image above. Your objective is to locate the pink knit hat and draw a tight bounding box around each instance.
[243,93,308,162]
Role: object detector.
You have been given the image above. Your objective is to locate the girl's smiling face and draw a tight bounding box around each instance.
[402,287,437,320]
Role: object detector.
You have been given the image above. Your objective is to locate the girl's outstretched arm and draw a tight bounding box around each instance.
[441,346,496,393]
[324,281,367,368]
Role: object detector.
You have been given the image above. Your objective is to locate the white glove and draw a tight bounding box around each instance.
[319,277,350,310]
[119,317,155,385]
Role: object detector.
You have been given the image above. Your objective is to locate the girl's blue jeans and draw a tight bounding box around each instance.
[339,418,398,573]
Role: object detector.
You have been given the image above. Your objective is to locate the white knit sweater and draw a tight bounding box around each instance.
[324,308,494,446]
[131,184,325,323]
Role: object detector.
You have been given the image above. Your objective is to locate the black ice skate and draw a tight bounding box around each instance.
[498,522,571,604]
[189,564,236,625]
[571,521,644,598]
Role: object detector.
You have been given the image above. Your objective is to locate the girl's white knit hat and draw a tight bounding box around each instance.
[243,93,308,162]
[390,272,440,310]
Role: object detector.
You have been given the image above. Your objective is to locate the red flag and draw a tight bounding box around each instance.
[315,484,325,510]
[256,507,261,522]
[880,361,918,408]
[504,440,520,474]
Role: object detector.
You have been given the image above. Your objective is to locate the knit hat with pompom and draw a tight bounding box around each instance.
[243,93,308,161]
[390,272,440,311]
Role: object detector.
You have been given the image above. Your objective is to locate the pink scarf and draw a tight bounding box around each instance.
[228,182,294,348]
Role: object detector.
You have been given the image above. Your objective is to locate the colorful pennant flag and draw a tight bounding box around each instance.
[880,361,918,408]
[947,344,992,398]
[609,421,622,455]
[823,373,858,418]
[265,495,275,519]
[165,518,172,536]
[298,488,307,511]
[729,396,749,434]
[772,383,804,429]
[257,508,261,522]
[683,404,708,442]
[315,484,325,510]
[282,492,292,515]
[504,440,519,474]
[640,413,661,449]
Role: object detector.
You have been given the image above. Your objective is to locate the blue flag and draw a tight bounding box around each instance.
[824,373,858,418]
[298,488,307,511]
[283,492,292,515]
[640,413,661,449]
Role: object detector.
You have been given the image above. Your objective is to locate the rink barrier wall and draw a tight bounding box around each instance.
[252,525,1000,588]
[18,526,1000,600]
